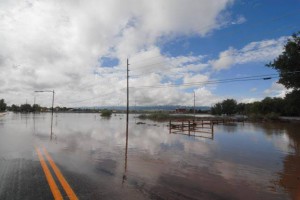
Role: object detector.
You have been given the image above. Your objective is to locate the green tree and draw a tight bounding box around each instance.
[20,104,32,112]
[236,103,246,114]
[221,99,237,115]
[284,90,300,116]
[0,99,7,112]
[100,109,112,117]
[10,104,20,112]
[267,32,300,89]
[32,104,41,112]
[260,97,275,114]
[211,103,222,115]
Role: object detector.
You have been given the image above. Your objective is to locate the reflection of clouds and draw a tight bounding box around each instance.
[214,160,236,180]
[270,133,294,154]
[213,159,273,187]
[28,113,297,199]
[182,139,211,155]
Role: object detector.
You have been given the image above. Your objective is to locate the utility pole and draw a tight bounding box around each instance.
[123,58,129,184]
[126,58,129,125]
[51,90,55,138]
[193,92,196,118]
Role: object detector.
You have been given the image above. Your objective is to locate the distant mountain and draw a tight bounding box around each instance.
[79,105,210,111]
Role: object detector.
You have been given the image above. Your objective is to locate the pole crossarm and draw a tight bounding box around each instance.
[35,90,54,93]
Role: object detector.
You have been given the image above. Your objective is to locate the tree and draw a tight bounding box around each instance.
[221,99,237,115]
[284,90,300,116]
[32,104,41,112]
[20,104,32,112]
[100,109,112,117]
[0,99,7,112]
[10,104,20,112]
[211,103,222,115]
[236,103,246,114]
[267,32,300,89]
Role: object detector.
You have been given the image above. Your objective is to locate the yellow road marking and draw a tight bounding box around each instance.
[43,147,79,200]
[35,147,63,200]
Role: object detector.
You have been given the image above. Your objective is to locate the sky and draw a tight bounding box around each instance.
[0,0,300,107]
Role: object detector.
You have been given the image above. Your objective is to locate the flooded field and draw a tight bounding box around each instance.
[0,112,299,199]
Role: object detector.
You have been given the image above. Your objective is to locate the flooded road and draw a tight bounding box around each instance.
[0,112,299,199]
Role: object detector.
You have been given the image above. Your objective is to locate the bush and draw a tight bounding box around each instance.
[248,113,264,121]
[264,112,280,120]
[101,109,112,117]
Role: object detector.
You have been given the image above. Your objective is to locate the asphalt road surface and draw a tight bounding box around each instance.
[0,113,145,200]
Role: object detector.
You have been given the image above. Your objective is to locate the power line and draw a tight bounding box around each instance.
[130,74,279,89]
[128,9,300,65]
[129,29,294,77]
[131,71,300,89]
[129,40,281,73]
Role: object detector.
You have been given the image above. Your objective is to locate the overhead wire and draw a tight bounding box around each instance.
[128,9,300,66]
[129,42,273,73]
[130,26,298,78]
[57,10,300,106]
[130,71,300,89]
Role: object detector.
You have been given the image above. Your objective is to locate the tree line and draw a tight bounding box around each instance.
[212,32,300,118]
[0,100,72,113]
[0,99,6,112]
[211,94,300,117]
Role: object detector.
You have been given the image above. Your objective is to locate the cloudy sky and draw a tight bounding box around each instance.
[0,0,299,107]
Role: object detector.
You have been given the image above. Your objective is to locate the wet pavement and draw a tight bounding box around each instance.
[0,112,299,199]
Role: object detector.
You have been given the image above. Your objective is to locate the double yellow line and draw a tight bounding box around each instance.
[35,147,78,200]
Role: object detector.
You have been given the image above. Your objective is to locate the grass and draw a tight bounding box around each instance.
[138,112,194,121]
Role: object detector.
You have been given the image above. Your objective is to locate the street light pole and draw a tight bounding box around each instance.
[51,90,55,123]
[34,90,55,139]
[194,91,196,118]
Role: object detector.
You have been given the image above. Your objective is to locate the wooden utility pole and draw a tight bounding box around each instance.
[123,58,129,185]
[51,90,55,139]
[193,92,196,118]
[126,59,129,126]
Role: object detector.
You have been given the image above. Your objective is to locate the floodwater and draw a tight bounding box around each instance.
[0,112,299,200]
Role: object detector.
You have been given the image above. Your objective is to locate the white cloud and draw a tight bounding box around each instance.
[211,47,235,71]
[264,82,292,98]
[194,87,221,106]
[239,98,260,104]
[209,36,288,71]
[235,15,246,24]
[0,0,235,106]
[250,88,257,92]
[183,73,209,85]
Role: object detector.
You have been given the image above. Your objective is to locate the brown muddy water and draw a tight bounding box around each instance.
[0,112,299,200]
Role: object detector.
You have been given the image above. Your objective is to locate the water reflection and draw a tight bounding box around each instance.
[2,113,300,199]
[275,124,300,200]
[122,120,128,184]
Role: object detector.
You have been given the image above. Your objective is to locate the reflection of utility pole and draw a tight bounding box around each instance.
[34,90,55,139]
[122,123,128,185]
